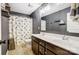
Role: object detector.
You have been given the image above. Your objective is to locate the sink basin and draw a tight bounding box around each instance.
[40,33,65,40]
[41,34,63,40]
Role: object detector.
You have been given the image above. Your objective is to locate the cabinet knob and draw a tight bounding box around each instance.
[40,42,42,44]
[45,51,47,54]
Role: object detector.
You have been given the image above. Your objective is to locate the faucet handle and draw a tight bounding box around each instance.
[63,36,69,40]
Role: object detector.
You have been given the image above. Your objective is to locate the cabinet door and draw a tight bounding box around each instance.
[32,40,38,55]
[39,45,44,55]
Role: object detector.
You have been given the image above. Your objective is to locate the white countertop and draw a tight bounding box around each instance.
[32,32,79,54]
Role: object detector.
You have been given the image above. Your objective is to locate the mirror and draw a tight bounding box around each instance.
[41,19,46,31]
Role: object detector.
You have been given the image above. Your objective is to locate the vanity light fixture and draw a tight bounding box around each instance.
[54,20,65,25]
[59,20,65,25]
[54,20,60,23]
[59,23,65,25]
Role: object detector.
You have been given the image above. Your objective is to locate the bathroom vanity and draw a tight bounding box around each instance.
[32,32,79,55]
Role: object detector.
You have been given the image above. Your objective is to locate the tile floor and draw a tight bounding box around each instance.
[6,40,34,55]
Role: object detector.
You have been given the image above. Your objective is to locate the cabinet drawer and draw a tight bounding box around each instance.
[39,45,44,55]
[32,36,39,43]
[46,43,56,53]
[45,49,55,55]
[39,39,45,46]
[46,42,73,55]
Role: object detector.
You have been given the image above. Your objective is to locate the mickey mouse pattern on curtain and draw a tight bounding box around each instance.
[9,15,32,44]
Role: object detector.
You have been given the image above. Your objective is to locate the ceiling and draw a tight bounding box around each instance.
[9,3,42,15]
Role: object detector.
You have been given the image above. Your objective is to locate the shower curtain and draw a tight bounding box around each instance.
[9,15,32,45]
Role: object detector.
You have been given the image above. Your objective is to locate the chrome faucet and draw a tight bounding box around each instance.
[63,35,69,40]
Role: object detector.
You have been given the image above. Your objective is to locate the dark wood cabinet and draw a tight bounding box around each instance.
[45,49,55,55]
[39,39,45,47]
[32,36,38,55]
[32,36,77,55]
[46,42,76,55]
[39,45,44,55]
[32,38,39,55]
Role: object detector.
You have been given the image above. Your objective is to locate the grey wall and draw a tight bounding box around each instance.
[30,3,49,34]
[30,10,41,34]
[42,7,79,37]
[30,4,45,34]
